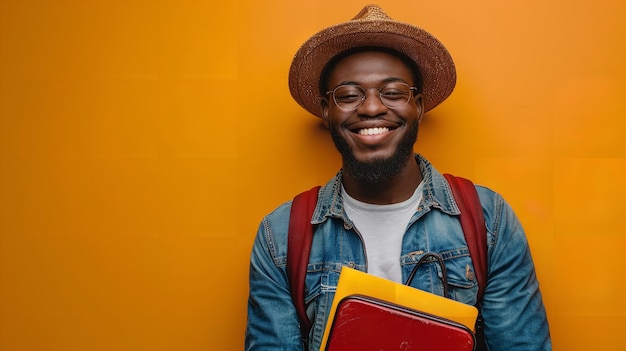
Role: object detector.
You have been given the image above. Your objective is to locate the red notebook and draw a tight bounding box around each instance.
[325,294,476,351]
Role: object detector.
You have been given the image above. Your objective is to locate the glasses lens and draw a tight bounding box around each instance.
[333,85,365,110]
[379,83,412,108]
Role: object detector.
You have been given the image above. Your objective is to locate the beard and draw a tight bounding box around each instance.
[330,119,419,185]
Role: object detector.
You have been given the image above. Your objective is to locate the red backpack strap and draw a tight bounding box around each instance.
[443,174,488,303]
[287,186,321,340]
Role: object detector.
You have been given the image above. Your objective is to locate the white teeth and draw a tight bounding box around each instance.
[358,127,389,136]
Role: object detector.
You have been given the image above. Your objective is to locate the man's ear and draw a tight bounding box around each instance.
[414,93,424,123]
[320,97,330,128]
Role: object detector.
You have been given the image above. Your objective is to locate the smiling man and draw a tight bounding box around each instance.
[322,49,423,203]
[245,5,551,351]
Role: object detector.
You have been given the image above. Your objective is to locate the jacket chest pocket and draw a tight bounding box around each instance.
[404,249,480,306]
[443,253,479,305]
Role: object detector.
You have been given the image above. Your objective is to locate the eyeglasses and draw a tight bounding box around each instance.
[325,82,418,111]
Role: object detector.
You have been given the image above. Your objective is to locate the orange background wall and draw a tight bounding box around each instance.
[1,0,624,350]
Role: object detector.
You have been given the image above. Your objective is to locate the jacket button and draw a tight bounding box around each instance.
[348,262,356,268]
[465,264,475,281]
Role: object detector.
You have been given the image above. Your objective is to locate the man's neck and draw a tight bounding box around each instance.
[341,156,422,205]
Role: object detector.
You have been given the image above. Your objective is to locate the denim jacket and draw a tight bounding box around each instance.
[246,154,551,350]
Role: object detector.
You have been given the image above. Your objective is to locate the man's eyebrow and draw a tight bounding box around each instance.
[335,77,408,86]
[329,77,410,91]
[381,77,409,84]
[326,81,359,91]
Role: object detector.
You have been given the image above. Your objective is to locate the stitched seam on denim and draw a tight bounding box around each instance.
[491,193,505,249]
[262,216,287,268]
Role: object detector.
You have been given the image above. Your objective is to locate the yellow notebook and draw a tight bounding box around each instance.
[320,266,479,348]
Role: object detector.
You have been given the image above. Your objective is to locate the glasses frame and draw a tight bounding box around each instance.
[325,82,419,111]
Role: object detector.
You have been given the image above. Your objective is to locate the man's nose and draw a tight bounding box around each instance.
[357,91,388,116]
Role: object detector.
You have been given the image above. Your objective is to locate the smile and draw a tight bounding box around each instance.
[357,127,390,136]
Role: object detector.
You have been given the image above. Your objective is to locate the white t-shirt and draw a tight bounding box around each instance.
[342,182,423,283]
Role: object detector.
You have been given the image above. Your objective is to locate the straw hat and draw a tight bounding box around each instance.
[288,4,456,118]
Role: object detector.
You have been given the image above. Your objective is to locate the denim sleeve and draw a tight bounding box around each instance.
[245,217,305,351]
[481,192,551,351]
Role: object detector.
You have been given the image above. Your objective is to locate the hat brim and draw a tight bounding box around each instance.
[289,19,456,118]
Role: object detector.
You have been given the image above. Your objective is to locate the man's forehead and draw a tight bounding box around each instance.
[334,49,411,65]
[325,50,417,85]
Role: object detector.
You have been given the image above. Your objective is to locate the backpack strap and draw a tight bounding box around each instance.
[287,186,320,341]
[444,174,488,351]
[443,174,488,302]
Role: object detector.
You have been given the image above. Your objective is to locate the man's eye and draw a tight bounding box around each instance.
[381,90,408,99]
[336,93,362,101]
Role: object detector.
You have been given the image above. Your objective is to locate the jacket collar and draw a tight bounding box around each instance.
[312,154,459,224]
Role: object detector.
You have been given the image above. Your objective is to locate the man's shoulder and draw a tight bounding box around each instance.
[471,183,506,210]
[262,198,294,231]
[263,176,340,229]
